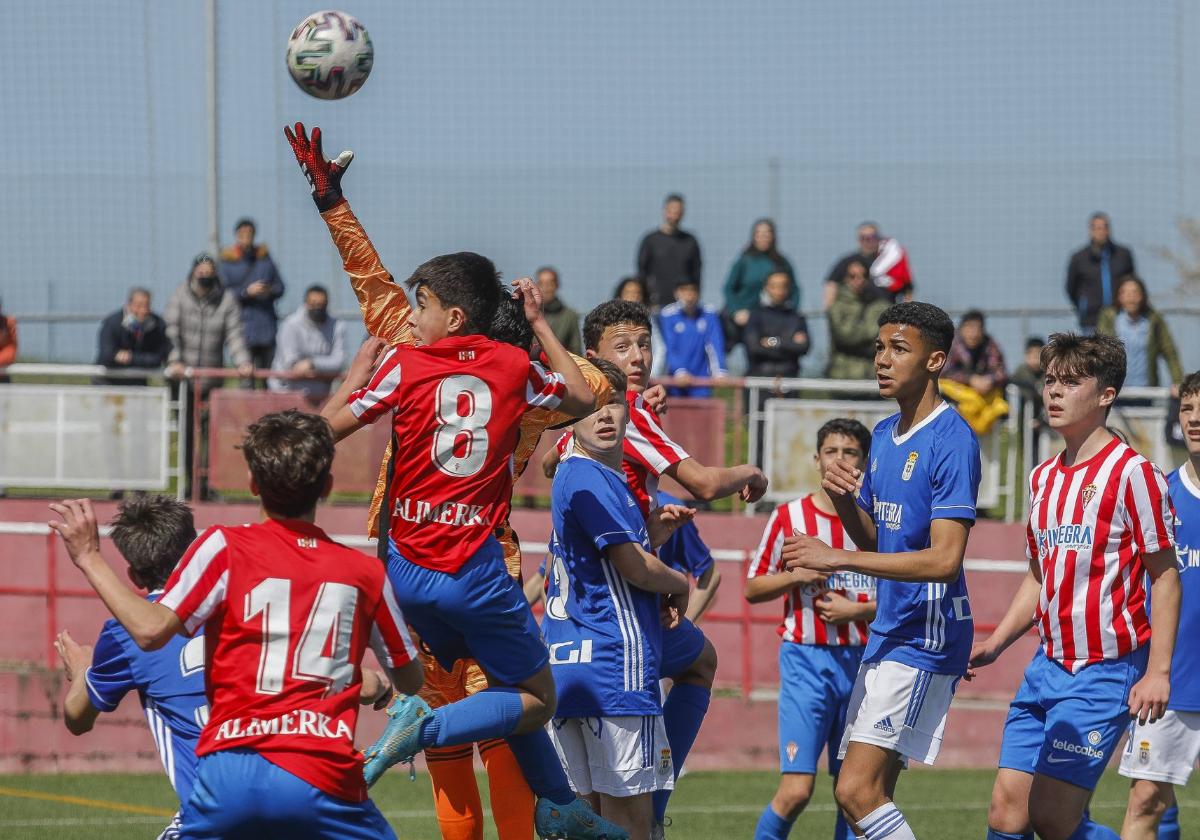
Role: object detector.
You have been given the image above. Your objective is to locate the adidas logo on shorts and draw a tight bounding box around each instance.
[873,716,896,735]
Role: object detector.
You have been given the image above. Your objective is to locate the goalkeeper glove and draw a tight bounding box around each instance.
[284,122,354,212]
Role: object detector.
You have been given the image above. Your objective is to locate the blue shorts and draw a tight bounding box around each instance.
[998,647,1148,790]
[180,750,395,839]
[386,537,548,685]
[659,617,708,678]
[779,643,864,776]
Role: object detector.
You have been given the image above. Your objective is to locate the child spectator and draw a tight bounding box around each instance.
[658,280,727,397]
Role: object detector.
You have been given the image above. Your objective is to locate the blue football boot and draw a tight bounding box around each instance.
[535,796,631,839]
[362,694,432,787]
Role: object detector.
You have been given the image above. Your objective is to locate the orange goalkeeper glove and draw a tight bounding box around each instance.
[284,122,353,212]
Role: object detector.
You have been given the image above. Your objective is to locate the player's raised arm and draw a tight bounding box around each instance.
[668,458,769,504]
[285,122,415,346]
[50,500,183,650]
[54,630,100,735]
[514,277,595,417]
[321,336,390,441]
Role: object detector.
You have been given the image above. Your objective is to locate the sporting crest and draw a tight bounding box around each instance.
[786,741,799,762]
[1081,484,1098,508]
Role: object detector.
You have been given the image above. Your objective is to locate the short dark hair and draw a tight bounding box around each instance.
[536,266,558,283]
[816,418,872,458]
[1116,274,1151,316]
[877,301,955,354]
[127,286,151,302]
[960,309,985,327]
[589,358,627,397]
[664,193,684,205]
[404,252,501,336]
[1041,332,1127,395]
[1179,370,1200,402]
[234,217,256,233]
[109,495,197,590]
[1090,211,1110,225]
[241,410,335,517]
[489,284,533,352]
[1025,336,1046,352]
[304,284,329,299]
[583,300,652,351]
[612,275,648,302]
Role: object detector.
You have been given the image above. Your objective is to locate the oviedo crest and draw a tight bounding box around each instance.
[901,451,919,481]
[1081,483,1098,508]
[1139,740,1151,763]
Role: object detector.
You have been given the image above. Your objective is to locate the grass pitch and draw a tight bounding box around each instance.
[0,768,1195,839]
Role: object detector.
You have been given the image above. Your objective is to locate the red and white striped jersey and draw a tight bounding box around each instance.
[160,519,417,802]
[556,390,690,518]
[748,495,875,646]
[1026,436,1175,673]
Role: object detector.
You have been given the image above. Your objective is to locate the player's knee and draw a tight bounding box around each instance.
[1127,780,1171,820]
[677,639,718,686]
[773,776,814,820]
[986,775,1030,833]
[1027,797,1081,840]
[832,772,875,818]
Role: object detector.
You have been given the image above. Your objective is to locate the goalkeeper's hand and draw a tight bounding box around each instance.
[284,122,354,212]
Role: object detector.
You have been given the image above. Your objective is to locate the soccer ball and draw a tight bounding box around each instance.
[286,10,373,100]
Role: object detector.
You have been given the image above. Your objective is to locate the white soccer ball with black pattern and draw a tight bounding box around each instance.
[286,10,373,100]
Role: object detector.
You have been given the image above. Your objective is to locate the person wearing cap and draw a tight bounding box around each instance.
[220,217,285,386]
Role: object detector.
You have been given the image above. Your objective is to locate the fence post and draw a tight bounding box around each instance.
[45,530,58,668]
[740,552,753,700]
[190,374,203,503]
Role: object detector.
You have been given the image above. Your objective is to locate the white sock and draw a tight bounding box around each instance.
[858,802,917,840]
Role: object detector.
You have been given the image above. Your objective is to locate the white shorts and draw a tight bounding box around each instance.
[549,715,674,798]
[838,659,958,766]
[1118,710,1200,786]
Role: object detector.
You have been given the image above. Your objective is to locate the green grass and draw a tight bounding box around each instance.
[2,768,1196,839]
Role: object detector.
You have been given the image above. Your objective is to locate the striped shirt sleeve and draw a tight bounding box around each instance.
[369,577,418,669]
[1123,459,1176,556]
[748,506,787,579]
[159,527,231,635]
[525,361,567,410]
[348,347,403,423]
[624,400,689,477]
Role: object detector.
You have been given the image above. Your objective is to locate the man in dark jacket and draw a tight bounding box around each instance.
[636,193,702,309]
[744,271,809,378]
[96,287,171,384]
[1065,212,1135,332]
[220,217,285,384]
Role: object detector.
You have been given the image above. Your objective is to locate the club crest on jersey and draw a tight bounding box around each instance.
[1139,740,1151,763]
[1081,483,1098,508]
[658,748,673,776]
[786,741,799,762]
[901,451,919,481]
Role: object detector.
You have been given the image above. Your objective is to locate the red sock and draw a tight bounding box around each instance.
[479,737,536,840]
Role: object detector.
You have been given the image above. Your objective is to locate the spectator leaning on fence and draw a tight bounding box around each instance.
[659,279,727,397]
[268,284,347,401]
[96,287,171,381]
[744,271,809,379]
[823,222,882,310]
[722,218,796,347]
[1011,336,1046,419]
[940,309,1009,435]
[1066,211,1136,333]
[0,296,17,382]
[220,217,284,382]
[1096,273,1183,392]
[165,253,253,386]
[637,193,702,309]
[825,257,889,380]
[535,266,582,355]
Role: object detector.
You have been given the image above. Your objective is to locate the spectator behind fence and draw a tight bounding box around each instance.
[659,279,727,397]
[1096,274,1183,391]
[744,272,809,379]
[165,253,253,387]
[0,297,16,383]
[722,218,796,347]
[96,287,171,383]
[1011,337,1046,418]
[1066,211,1135,333]
[940,309,1009,435]
[613,275,666,377]
[535,266,582,355]
[637,193,702,309]
[268,285,347,401]
[826,257,889,380]
[823,221,882,309]
[220,217,284,384]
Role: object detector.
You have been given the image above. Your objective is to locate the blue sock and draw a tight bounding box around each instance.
[1159,804,1180,840]
[506,727,575,805]
[985,830,1033,840]
[834,811,855,840]
[1065,817,1120,840]
[418,687,523,748]
[753,804,794,840]
[651,683,711,822]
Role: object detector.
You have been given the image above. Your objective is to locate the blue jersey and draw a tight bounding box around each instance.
[545,454,664,718]
[856,402,981,675]
[655,490,714,580]
[85,594,208,804]
[658,302,728,383]
[1167,466,1200,711]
